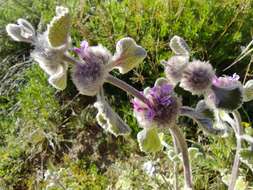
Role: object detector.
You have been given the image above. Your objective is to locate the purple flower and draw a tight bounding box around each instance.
[180,60,215,95]
[162,55,189,85]
[72,39,147,96]
[133,78,180,128]
[72,41,109,96]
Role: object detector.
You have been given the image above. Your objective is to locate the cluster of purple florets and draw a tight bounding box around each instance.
[132,82,180,128]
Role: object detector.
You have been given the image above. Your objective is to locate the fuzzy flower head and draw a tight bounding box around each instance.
[180,60,215,95]
[133,78,181,128]
[72,38,147,96]
[72,42,110,96]
[207,73,243,111]
[162,55,188,85]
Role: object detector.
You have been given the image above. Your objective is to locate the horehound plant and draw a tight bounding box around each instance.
[6,6,253,190]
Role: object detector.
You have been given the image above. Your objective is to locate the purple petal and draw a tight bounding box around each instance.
[159,96,172,106]
[73,47,81,54]
[146,108,156,120]
[161,84,173,95]
[231,73,240,80]
[80,40,89,50]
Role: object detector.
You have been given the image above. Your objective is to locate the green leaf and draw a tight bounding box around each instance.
[137,128,163,153]
[48,62,68,90]
[188,147,203,160]
[47,6,71,48]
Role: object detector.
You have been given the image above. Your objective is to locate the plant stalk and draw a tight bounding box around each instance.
[228,110,243,190]
[105,74,152,107]
[62,54,81,65]
[172,134,180,190]
[169,126,193,189]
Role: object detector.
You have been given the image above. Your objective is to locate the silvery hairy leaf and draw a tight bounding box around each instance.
[169,35,190,56]
[47,6,71,48]
[243,79,253,102]
[180,103,228,136]
[112,37,147,74]
[6,18,35,43]
[94,100,131,137]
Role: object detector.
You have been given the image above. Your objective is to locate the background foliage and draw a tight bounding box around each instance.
[0,0,253,189]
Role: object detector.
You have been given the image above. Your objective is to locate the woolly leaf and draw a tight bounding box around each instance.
[137,128,163,153]
[180,106,227,136]
[17,18,35,35]
[243,80,253,102]
[112,37,147,74]
[94,100,131,137]
[6,20,35,43]
[48,62,68,90]
[169,35,190,56]
[211,84,243,111]
[47,6,71,48]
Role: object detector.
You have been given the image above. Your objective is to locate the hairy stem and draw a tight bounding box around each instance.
[180,106,227,136]
[105,74,152,107]
[228,110,243,190]
[172,134,180,190]
[62,54,81,65]
[169,126,193,189]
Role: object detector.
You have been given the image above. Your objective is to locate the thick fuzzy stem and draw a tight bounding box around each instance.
[62,53,81,65]
[172,134,180,190]
[228,111,243,190]
[105,74,152,107]
[169,126,193,189]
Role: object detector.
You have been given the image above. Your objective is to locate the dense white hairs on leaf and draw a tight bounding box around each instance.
[6,19,35,43]
[94,100,131,136]
[111,37,147,74]
[243,79,253,102]
[48,62,68,90]
[169,35,190,56]
[47,6,71,48]
[17,18,35,35]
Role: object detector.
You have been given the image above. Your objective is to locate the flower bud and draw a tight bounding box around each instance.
[180,60,215,95]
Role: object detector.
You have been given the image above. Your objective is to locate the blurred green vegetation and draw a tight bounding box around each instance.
[0,0,253,189]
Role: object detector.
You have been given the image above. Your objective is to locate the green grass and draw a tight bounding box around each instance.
[0,0,253,189]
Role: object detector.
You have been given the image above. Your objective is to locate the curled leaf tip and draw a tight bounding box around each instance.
[112,37,147,74]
